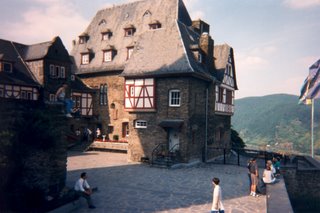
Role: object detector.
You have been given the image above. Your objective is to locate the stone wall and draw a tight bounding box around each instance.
[282,156,320,212]
[0,98,68,211]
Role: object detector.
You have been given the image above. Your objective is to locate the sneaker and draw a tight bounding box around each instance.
[66,113,72,118]
[89,205,96,209]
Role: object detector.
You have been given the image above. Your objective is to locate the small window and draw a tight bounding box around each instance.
[103,50,112,62]
[122,122,129,137]
[60,66,65,78]
[127,47,134,60]
[81,54,90,65]
[100,84,107,105]
[55,66,60,78]
[135,120,147,128]
[169,90,181,107]
[149,21,161,30]
[71,75,75,81]
[49,94,56,102]
[198,53,202,63]
[50,64,55,77]
[3,62,12,72]
[102,33,109,41]
[124,27,135,37]
[79,37,85,44]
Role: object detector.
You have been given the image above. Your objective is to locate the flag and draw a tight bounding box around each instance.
[299,59,320,104]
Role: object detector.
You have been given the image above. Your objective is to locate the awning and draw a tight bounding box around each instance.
[158,119,184,129]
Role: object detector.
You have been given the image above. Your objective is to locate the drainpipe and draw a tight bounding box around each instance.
[204,88,208,162]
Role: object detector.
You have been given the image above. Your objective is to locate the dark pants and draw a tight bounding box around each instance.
[75,191,93,207]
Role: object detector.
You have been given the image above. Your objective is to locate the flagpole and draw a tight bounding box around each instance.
[311,99,314,158]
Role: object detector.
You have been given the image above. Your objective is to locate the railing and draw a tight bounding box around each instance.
[151,143,182,167]
[207,147,286,167]
[151,143,167,166]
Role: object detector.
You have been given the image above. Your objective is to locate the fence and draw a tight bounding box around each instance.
[206,147,284,168]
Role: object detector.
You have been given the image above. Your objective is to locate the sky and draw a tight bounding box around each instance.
[1,0,320,99]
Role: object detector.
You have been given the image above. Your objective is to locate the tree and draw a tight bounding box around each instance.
[231,128,246,149]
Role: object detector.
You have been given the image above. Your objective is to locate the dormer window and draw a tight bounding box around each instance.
[102,45,116,62]
[79,33,89,44]
[101,29,112,41]
[124,25,136,37]
[127,46,134,60]
[1,61,13,73]
[149,20,161,30]
[104,50,112,62]
[81,53,90,65]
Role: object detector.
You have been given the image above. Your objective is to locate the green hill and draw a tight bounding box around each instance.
[232,94,320,155]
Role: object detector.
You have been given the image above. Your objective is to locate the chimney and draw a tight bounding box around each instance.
[199,32,214,70]
[192,19,210,34]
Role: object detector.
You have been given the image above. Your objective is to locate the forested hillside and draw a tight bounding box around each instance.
[232,94,320,155]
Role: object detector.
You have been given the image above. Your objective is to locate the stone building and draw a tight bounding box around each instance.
[70,0,238,163]
[0,37,94,210]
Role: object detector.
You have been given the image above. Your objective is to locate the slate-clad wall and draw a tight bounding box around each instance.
[0,98,67,211]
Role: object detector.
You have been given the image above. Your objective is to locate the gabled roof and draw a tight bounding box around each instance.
[0,39,39,86]
[214,44,238,90]
[71,0,214,81]
[0,36,70,87]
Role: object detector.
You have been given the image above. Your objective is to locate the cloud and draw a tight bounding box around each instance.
[1,0,88,51]
[283,0,320,9]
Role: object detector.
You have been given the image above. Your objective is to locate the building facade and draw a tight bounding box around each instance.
[70,0,238,163]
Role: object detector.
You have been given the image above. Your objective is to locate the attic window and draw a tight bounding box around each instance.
[101,29,112,40]
[103,50,113,62]
[127,47,134,60]
[1,62,12,73]
[124,25,136,37]
[79,33,89,44]
[81,53,90,65]
[149,20,161,30]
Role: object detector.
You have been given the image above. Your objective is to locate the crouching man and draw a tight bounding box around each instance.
[74,172,96,209]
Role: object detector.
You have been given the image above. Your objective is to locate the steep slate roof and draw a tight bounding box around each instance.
[0,39,39,86]
[70,0,214,81]
[214,44,238,89]
[0,37,73,87]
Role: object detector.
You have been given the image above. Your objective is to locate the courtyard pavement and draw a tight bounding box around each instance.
[63,151,266,213]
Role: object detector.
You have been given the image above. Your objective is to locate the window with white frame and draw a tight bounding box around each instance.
[55,66,60,78]
[81,54,89,65]
[103,50,112,62]
[169,90,181,107]
[127,47,134,60]
[60,66,65,78]
[50,64,55,77]
[135,120,147,128]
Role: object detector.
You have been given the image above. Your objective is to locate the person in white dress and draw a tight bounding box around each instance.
[211,177,225,213]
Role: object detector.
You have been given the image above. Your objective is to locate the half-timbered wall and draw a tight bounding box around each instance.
[0,84,39,100]
[72,92,93,116]
[124,78,155,111]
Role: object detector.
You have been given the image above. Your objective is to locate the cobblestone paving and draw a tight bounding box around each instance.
[66,151,266,213]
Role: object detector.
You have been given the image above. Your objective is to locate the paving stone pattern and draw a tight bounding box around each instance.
[65,151,266,213]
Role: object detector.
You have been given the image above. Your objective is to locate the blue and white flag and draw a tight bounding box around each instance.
[299,59,320,104]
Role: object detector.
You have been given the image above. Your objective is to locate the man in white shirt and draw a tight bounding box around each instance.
[74,172,96,209]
